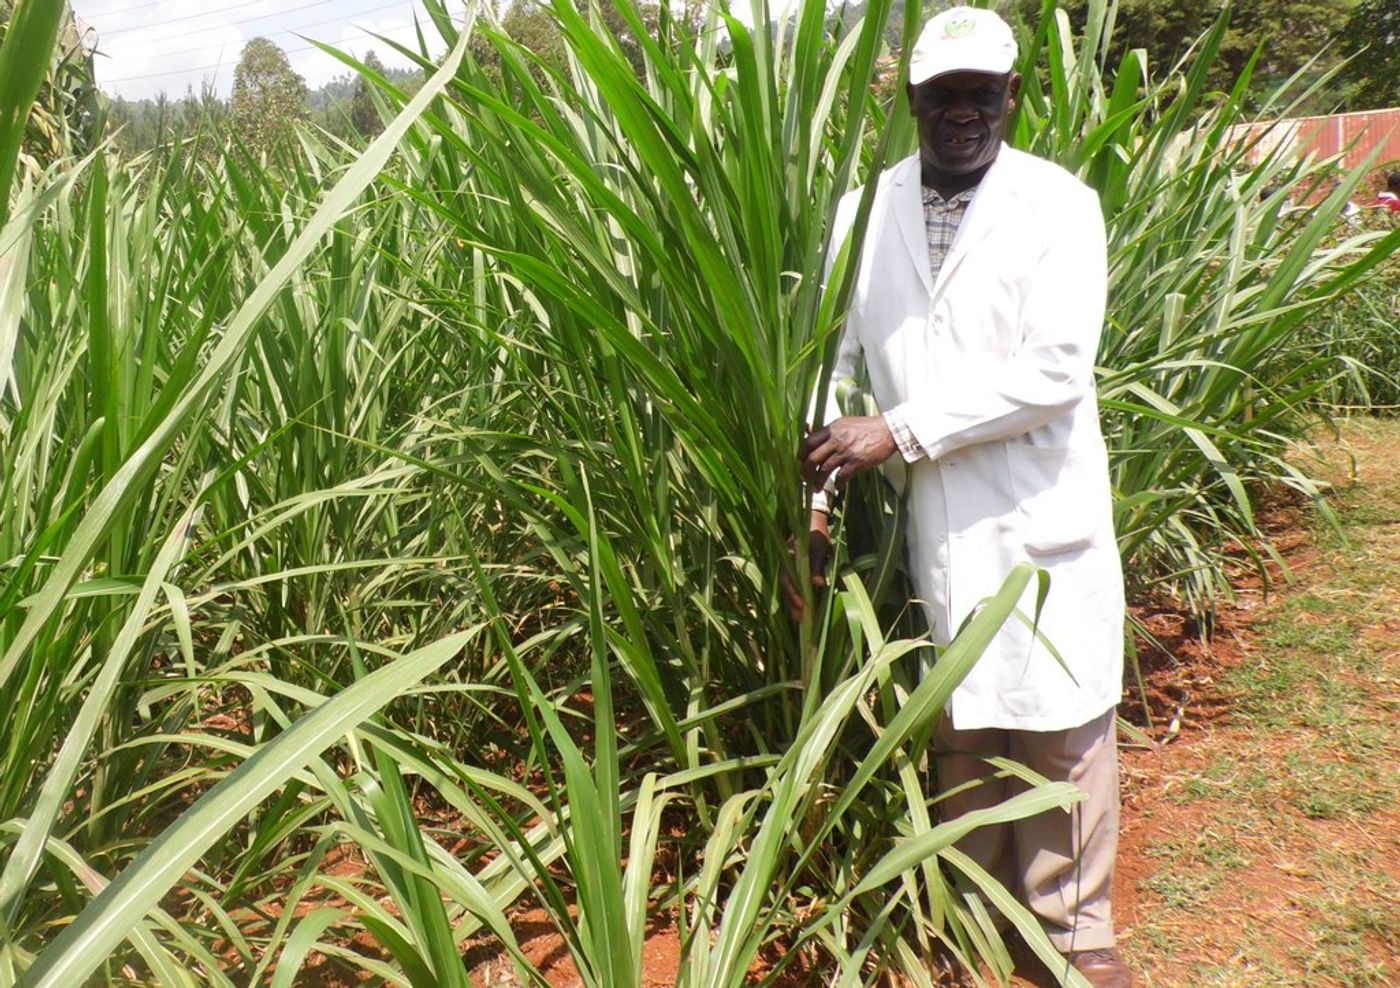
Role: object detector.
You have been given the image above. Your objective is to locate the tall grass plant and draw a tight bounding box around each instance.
[0,0,1395,984]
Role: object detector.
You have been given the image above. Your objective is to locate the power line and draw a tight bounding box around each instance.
[105,39,346,84]
[99,0,342,43]
[104,24,415,84]
[77,0,171,16]
[77,0,257,19]
[91,0,285,38]
[100,0,413,65]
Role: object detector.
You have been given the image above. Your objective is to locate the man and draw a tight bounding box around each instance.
[793,8,1131,987]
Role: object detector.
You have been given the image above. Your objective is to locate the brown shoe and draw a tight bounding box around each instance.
[1066,947,1133,988]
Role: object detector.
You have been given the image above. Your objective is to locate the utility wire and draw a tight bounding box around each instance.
[76,0,278,19]
[91,0,288,38]
[106,39,342,84]
[75,0,168,16]
[98,0,343,43]
[77,0,261,20]
[100,0,413,66]
[105,23,417,84]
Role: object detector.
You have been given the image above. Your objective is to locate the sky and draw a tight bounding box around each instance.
[71,0,455,102]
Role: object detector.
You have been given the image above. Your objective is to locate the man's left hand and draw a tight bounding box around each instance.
[799,415,898,490]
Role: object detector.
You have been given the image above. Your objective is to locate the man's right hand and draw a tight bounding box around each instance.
[781,510,832,621]
[798,415,897,491]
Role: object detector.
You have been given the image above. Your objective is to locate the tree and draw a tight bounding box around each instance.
[1223,0,1352,90]
[1022,0,1352,103]
[1337,0,1400,110]
[349,50,387,139]
[468,0,661,82]
[106,84,229,162]
[230,37,310,154]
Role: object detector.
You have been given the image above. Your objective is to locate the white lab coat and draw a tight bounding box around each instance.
[825,145,1124,732]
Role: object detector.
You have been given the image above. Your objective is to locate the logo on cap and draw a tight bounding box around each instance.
[942,16,976,38]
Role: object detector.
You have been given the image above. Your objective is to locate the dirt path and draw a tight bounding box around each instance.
[1091,418,1400,988]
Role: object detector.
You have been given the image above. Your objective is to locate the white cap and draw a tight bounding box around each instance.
[908,7,1018,86]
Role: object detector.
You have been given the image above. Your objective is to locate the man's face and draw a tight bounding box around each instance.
[908,70,1021,178]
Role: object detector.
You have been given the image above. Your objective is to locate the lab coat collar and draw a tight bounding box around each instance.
[891,144,1013,299]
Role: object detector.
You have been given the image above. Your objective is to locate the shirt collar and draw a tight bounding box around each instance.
[921,184,979,208]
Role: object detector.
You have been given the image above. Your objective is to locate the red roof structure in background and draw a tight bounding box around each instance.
[1227,106,1400,172]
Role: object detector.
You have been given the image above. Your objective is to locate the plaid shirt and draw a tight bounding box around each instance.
[883,184,978,462]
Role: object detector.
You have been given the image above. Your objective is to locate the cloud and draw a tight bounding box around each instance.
[82,0,277,100]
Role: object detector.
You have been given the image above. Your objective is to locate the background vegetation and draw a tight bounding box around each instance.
[0,0,1396,985]
[93,0,1400,158]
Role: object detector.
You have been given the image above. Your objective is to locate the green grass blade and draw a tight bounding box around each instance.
[0,18,474,690]
[850,784,1084,896]
[0,0,65,226]
[22,627,479,988]
[0,498,202,925]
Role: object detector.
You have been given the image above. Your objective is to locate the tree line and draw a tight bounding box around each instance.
[55,0,1400,160]
[105,44,423,156]
[1044,0,1397,112]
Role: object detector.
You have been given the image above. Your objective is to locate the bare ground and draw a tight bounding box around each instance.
[1085,418,1400,988]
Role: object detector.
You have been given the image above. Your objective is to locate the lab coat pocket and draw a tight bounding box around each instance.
[1007,444,1097,555]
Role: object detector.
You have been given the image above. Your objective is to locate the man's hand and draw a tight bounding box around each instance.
[799,415,898,491]
[781,510,832,621]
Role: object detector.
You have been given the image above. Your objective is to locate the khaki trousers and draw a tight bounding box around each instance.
[933,707,1120,951]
